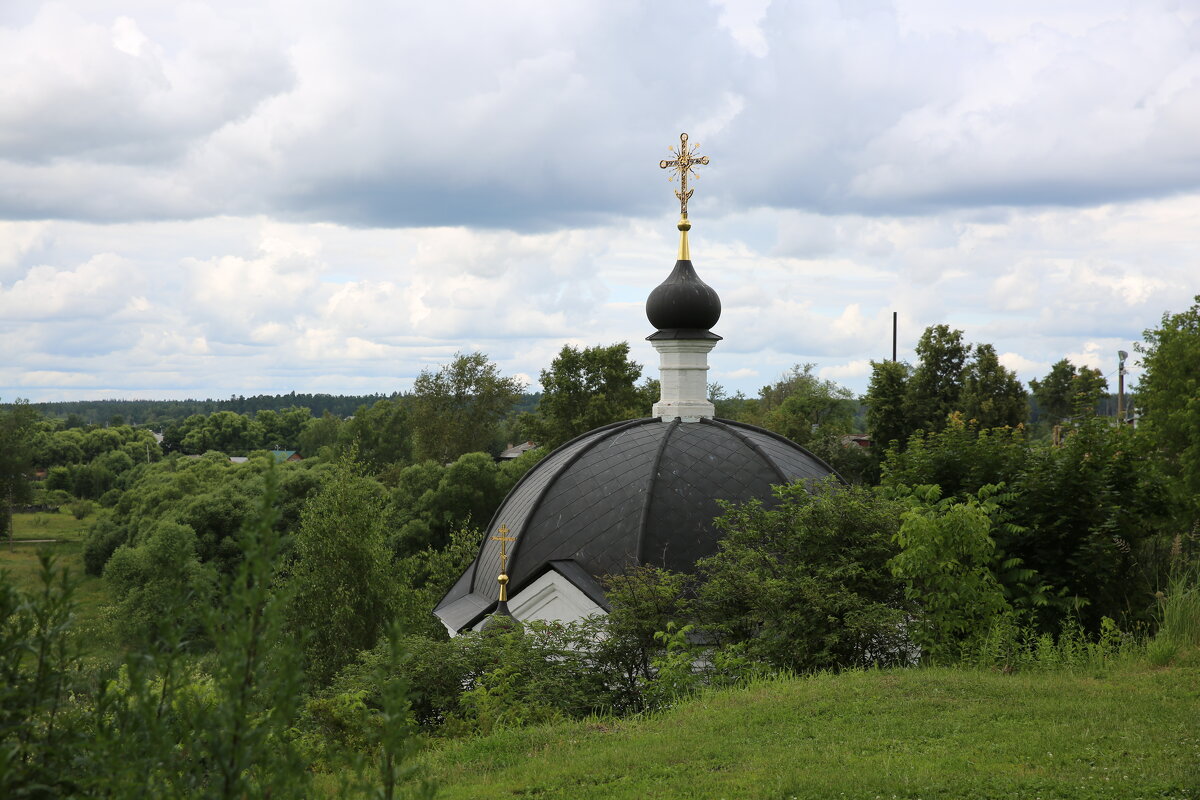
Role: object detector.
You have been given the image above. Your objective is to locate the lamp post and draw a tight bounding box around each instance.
[1117,350,1128,422]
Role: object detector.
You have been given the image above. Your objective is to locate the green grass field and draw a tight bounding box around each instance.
[419,661,1200,800]
[2,511,119,660]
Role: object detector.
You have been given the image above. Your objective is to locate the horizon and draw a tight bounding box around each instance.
[3,1,1198,403]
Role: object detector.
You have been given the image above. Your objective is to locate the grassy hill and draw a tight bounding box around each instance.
[419,659,1200,800]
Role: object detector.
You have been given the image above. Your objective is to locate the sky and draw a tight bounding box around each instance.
[2,0,1199,403]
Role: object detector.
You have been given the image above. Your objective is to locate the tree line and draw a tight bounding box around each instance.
[2,297,1200,795]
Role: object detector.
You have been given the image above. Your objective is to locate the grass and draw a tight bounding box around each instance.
[8,510,93,542]
[1,511,120,661]
[418,661,1200,800]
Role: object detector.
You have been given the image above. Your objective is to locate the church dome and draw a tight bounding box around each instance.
[434,417,838,633]
[645,259,722,334]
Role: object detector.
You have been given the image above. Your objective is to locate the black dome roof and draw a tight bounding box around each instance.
[645,259,722,334]
[434,417,838,632]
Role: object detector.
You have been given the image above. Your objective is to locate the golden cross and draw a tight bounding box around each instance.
[491,525,516,573]
[659,132,710,217]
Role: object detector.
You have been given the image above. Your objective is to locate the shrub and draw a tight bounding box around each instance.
[68,498,94,520]
[889,485,1012,663]
[696,479,912,672]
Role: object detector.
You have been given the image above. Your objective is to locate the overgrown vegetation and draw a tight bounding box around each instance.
[3,300,1200,797]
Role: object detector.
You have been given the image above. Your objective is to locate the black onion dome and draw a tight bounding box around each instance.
[645,260,722,336]
[434,417,840,633]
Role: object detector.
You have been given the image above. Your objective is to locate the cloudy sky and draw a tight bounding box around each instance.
[2,0,1198,403]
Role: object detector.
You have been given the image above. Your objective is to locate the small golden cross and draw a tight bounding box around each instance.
[659,132,710,217]
[491,525,516,572]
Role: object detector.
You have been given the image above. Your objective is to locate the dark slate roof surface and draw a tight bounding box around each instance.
[434,417,838,632]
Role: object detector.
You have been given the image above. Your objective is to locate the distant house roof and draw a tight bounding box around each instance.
[839,434,872,448]
[270,450,302,463]
[229,457,249,464]
[498,441,538,460]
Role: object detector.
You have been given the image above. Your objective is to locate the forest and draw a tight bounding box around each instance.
[2,299,1199,797]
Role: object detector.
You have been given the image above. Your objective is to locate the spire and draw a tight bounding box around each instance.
[648,133,721,422]
[659,132,709,262]
[492,525,515,617]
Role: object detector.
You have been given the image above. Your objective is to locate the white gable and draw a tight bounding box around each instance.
[467,566,605,633]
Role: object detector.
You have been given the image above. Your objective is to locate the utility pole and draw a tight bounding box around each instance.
[892,312,897,362]
[1117,350,1128,422]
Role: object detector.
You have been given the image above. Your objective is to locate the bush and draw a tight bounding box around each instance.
[83,517,129,576]
[889,485,1012,664]
[68,498,94,520]
[695,479,912,672]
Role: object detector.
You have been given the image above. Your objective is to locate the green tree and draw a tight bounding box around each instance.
[889,485,1012,663]
[696,480,911,672]
[411,352,524,463]
[340,397,413,471]
[959,343,1028,429]
[865,360,912,449]
[747,364,856,447]
[287,457,397,684]
[0,400,37,544]
[1137,297,1200,512]
[1030,359,1108,426]
[299,410,343,457]
[524,343,645,450]
[905,324,969,433]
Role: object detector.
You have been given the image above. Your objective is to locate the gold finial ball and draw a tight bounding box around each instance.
[677,216,691,232]
[497,574,509,586]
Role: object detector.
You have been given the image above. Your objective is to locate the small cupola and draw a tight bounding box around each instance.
[647,133,721,421]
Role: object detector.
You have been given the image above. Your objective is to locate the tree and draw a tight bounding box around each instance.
[1030,359,1108,425]
[748,364,856,447]
[298,411,342,457]
[959,344,1028,429]
[0,400,38,545]
[905,324,969,432]
[695,480,911,672]
[524,343,645,450]
[1136,295,1200,520]
[287,457,397,684]
[865,360,912,449]
[411,352,524,463]
[340,397,413,471]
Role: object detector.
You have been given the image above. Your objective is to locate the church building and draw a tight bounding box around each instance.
[434,134,839,635]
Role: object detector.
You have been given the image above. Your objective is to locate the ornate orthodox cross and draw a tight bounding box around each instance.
[659,132,710,217]
[492,525,515,573]
[492,525,516,602]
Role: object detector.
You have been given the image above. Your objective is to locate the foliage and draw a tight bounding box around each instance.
[1029,358,1108,426]
[411,352,524,463]
[740,364,856,447]
[340,397,414,471]
[966,613,1136,674]
[959,343,1028,429]
[864,359,911,450]
[1136,295,1200,522]
[393,523,483,638]
[598,565,693,696]
[521,342,646,450]
[882,416,1171,630]
[889,484,1013,663]
[103,520,218,645]
[0,401,38,544]
[905,324,970,433]
[81,453,325,577]
[389,448,542,556]
[696,480,912,672]
[0,554,91,797]
[287,457,398,685]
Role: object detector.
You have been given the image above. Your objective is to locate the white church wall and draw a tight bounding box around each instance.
[468,568,604,632]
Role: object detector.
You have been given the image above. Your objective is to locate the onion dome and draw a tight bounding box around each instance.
[645,257,722,338]
[434,417,839,634]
